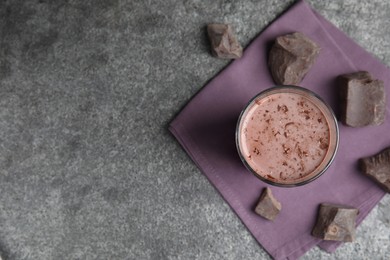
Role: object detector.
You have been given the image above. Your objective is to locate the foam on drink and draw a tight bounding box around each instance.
[237,87,338,186]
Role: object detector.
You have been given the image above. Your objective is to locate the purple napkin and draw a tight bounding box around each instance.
[169,0,389,259]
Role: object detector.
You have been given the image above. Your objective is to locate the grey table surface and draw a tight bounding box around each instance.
[1,0,390,259]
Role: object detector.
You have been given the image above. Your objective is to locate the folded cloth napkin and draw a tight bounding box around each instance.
[169,0,389,259]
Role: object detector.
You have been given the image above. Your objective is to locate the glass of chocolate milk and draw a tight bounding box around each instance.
[236,86,339,187]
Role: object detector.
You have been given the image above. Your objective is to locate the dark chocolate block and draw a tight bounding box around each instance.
[268,32,320,85]
[360,147,390,193]
[339,71,386,127]
[207,24,242,59]
[312,203,358,242]
[254,187,281,221]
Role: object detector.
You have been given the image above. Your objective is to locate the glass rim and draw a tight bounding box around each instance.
[235,85,339,187]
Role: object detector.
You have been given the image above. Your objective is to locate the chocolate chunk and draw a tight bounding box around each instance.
[312,203,358,242]
[254,187,281,221]
[338,71,386,127]
[268,32,320,85]
[207,23,243,59]
[360,147,390,193]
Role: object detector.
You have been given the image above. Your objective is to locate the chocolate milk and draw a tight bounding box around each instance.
[237,87,338,186]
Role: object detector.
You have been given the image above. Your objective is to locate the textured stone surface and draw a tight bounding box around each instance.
[269,32,320,85]
[312,204,359,242]
[360,147,390,193]
[339,71,386,127]
[254,188,281,221]
[207,24,243,59]
[0,0,389,259]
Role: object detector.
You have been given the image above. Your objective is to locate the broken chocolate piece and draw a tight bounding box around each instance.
[254,187,281,221]
[268,32,320,85]
[207,23,243,59]
[360,147,390,193]
[338,71,386,127]
[312,203,358,242]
